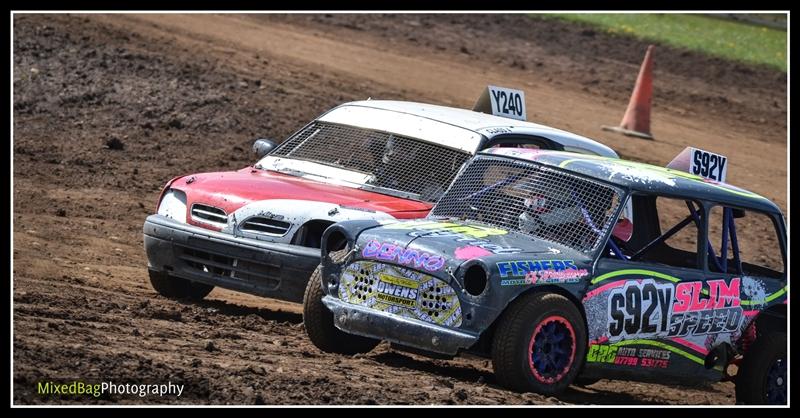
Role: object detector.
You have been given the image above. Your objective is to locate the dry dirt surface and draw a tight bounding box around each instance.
[13,13,787,405]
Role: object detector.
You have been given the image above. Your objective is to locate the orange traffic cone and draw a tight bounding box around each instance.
[602,45,655,140]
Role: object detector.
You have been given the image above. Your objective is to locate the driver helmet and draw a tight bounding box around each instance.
[612,202,634,242]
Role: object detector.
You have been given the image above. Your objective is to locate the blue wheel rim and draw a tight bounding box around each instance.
[529,316,576,383]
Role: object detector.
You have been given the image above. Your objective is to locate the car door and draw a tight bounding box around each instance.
[581,194,725,383]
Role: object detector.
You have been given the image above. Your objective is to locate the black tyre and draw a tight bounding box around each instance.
[148,270,214,301]
[492,292,586,394]
[302,265,380,355]
[735,331,787,405]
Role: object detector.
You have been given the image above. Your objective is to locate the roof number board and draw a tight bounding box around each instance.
[667,146,728,183]
[689,147,728,182]
[473,85,527,121]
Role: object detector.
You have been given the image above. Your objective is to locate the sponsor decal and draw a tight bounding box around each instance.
[340,261,463,327]
[361,240,445,272]
[528,269,589,284]
[587,344,618,363]
[387,221,522,255]
[484,127,513,135]
[497,260,589,286]
[383,220,508,238]
[607,278,743,342]
[374,273,418,308]
[445,237,522,255]
[587,344,671,368]
[498,260,579,277]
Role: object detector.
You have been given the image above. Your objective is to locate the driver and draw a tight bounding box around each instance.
[612,204,634,242]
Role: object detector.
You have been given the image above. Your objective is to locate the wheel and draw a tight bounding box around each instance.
[302,265,380,355]
[148,270,214,301]
[735,331,787,405]
[492,292,586,394]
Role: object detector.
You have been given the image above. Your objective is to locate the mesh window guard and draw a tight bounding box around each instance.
[431,156,624,253]
[272,122,472,202]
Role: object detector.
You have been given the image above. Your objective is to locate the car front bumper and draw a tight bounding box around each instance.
[322,295,479,356]
[143,214,320,303]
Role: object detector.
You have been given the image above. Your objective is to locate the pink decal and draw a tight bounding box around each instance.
[536,268,589,281]
[361,240,382,258]
[673,282,693,313]
[377,242,400,261]
[715,278,741,308]
[361,239,445,272]
[670,337,709,355]
[674,278,740,313]
[454,246,492,260]
[583,281,625,302]
[687,282,707,312]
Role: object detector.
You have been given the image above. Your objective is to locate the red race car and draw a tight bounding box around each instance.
[143,88,619,304]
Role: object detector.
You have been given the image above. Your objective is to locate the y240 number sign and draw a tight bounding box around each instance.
[488,86,526,121]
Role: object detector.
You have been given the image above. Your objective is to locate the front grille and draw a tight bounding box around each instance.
[431,155,624,253]
[191,204,227,225]
[177,246,280,288]
[240,217,291,236]
[272,121,471,202]
[339,261,462,327]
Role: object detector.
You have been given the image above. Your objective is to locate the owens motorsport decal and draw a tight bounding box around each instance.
[497,260,589,286]
[374,273,419,308]
[607,278,742,341]
[339,261,462,327]
[361,240,445,272]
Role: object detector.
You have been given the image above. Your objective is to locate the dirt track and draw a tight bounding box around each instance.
[13,13,787,405]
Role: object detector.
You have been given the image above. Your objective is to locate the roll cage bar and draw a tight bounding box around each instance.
[603,199,744,275]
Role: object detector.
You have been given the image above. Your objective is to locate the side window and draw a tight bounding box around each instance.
[708,206,784,278]
[608,196,701,269]
[656,197,700,255]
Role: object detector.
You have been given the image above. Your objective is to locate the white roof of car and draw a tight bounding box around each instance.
[344,100,560,131]
[319,100,618,158]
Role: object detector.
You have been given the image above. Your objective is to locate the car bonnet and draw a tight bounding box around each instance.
[352,219,583,277]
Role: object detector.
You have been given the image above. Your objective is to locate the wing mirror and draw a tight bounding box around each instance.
[253,139,278,159]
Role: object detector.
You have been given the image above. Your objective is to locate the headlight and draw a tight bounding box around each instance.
[157,189,187,223]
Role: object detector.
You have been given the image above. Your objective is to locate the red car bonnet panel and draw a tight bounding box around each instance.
[170,167,434,229]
